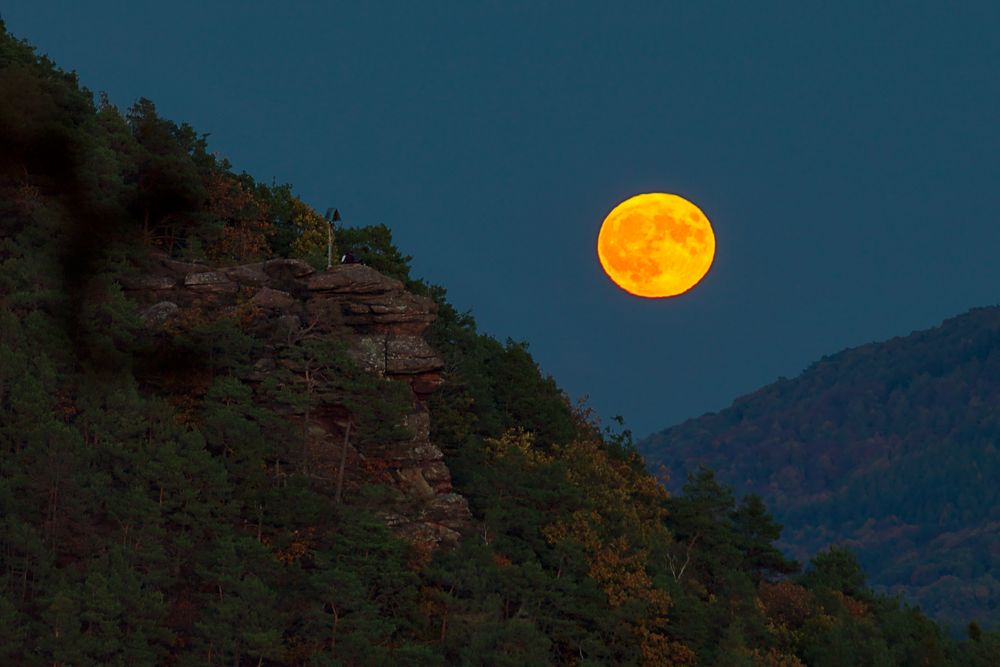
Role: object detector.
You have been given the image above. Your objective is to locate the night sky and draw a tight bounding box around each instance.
[5,2,999,437]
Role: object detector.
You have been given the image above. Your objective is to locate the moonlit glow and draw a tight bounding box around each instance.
[597,193,715,298]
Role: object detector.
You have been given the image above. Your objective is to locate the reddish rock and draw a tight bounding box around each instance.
[225,263,270,286]
[347,335,387,375]
[120,275,176,290]
[396,467,436,499]
[410,372,444,397]
[184,271,237,292]
[127,255,471,551]
[421,493,473,533]
[251,286,295,310]
[422,461,453,493]
[308,264,403,294]
[141,252,210,279]
[140,301,179,327]
[262,258,315,280]
[386,335,444,375]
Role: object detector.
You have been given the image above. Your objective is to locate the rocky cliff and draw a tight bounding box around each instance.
[123,254,471,550]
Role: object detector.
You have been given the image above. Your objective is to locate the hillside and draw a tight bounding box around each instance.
[1,21,997,665]
[640,307,1000,628]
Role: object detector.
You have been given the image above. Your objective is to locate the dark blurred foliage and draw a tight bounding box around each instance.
[1,22,995,665]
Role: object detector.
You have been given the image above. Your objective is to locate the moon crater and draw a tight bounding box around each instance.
[597,193,715,298]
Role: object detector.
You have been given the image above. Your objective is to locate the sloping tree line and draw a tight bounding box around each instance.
[0,21,997,665]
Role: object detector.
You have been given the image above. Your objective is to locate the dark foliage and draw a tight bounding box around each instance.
[1,22,995,665]
[641,307,1000,628]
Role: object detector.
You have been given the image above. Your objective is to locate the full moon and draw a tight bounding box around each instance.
[597,193,715,298]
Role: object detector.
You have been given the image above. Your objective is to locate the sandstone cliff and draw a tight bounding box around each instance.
[123,254,471,550]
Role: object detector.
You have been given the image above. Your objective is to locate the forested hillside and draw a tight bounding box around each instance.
[1,22,997,665]
[640,307,1000,629]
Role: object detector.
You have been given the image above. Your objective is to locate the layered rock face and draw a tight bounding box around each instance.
[124,254,471,549]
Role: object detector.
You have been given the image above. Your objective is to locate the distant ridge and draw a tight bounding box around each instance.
[3,20,996,662]
[640,306,1000,626]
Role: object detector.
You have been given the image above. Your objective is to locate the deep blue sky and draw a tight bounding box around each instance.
[5,2,999,436]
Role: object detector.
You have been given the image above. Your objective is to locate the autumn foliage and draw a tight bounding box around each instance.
[0,21,997,667]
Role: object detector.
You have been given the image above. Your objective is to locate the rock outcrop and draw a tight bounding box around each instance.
[124,254,471,549]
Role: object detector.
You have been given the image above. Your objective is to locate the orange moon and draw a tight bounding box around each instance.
[597,193,715,298]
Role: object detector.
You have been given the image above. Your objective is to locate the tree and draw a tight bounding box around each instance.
[126,98,208,253]
[0,594,27,663]
[288,196,328,265]
[192,536,284,666]
[0,23,992,665]
[204,172,272,262]
[664,467,741,590]
[800,546,868,599]
[731,494,799,582]
[334,223,413,282]
[261,337,411,482]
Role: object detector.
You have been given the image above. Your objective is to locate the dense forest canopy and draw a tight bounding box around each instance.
[0,21,996,665]
[640,307,1000,630]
